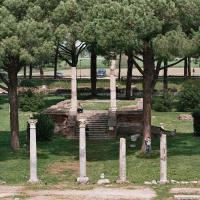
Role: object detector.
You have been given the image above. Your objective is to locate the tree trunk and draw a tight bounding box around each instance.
[163,60,168,97]
[188,57,191,79]
[141,42,154,152]
[118,52,122,81]
[39,65,44,80]
[8,69,20,151]
[54,45,59,79]
[126,52,134,99]
[90,46,97,96]
[29,64,33,79]
[184,57,188,80]
[23,66,27,79]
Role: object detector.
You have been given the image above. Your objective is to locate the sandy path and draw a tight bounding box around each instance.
[0,186,156,200]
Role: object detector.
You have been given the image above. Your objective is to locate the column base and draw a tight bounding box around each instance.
[77,177,89,184]
[108,110,117,127]
[116,179,129,184]
[28,178,39,184]
[69,109,77,118]
[159,180,168,184]
[68,113,77,127]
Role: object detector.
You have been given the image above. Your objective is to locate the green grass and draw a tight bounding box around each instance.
[0,95,200,188]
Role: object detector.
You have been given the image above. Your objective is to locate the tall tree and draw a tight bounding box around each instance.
[0,1,55,151]
[52,0,86,68]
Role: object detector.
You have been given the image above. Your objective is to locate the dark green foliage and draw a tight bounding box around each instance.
[177,81,200,112]
[19,90,44,112]
[19,80,35,88]
[29,114,54,141]
[153,94,173,112]
[192,110,200,136]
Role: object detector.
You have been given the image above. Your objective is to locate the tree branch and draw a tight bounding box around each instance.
[160,58,185,70]
[133,55,143,62]
[77,43,86,56]
[152,59,163,88]
[59,44,72,54]
[58,51,72,67]
[0,73,9,86]
[0,84,8,91]
[132,58,144,75]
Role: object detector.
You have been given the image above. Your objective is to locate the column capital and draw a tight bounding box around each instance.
[28,119,38,127]
[79,119,86,128]
[109,52,117,60]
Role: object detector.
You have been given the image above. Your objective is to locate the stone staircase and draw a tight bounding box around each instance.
[76,111,112,139]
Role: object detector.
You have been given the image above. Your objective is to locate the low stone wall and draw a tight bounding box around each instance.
[44,105,145,139]
[116,111,143,137]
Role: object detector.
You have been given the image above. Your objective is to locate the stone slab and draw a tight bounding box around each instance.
[170,188,200,194]
[174,195,200,200]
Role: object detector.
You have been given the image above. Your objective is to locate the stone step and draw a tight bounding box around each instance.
[70,136,115,139]
[84,121,108,123]
[174,195,200,200]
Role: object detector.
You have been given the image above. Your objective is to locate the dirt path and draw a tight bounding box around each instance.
[0,186,156,200]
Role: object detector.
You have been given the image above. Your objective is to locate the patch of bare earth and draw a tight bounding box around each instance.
[48,161,79,176]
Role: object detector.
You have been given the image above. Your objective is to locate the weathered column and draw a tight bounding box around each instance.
[160,125,168,184]
[28,119,39,183]
[117,138,126,183]
[109,59,117,113]
[68,66,77,137]
[77,119,89,184]
[108,57,117,132]
[69,66,77,117]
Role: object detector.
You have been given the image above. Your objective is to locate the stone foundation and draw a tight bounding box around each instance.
[43,102,144,139]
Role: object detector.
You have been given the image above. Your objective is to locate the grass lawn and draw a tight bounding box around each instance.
[0,95,200,188]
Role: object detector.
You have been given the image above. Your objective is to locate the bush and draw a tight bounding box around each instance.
[177,80,200,112]
[192,110,200,137]
[19,89,45,112]
[153,94,173,112]
[27,114,54,141]
[20,80,35,88]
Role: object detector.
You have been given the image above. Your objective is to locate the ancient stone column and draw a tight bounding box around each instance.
[117,138,126,183]
[160,127,168,184]
[77,119,89,184]
[69,66,77,117]
[109,59,117,113]
[108,58,117,132]
[28,119,39,183]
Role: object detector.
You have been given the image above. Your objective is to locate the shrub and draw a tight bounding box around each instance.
[192,110,200,137]
[153,94,173,112]
[27,114,54,141]
[20,80,35,88]
[19,89,45,112]
[177,80,200,112]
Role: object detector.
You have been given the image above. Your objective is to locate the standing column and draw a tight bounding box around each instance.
[109,59,117,113]
[69,66,77,116]
[28,119,39,183]
[108,58,117,132]
[160,125,168,184]
[117,138,126,183]
[77,119,89,184]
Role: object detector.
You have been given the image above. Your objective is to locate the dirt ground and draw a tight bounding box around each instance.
[0,185,156,200]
